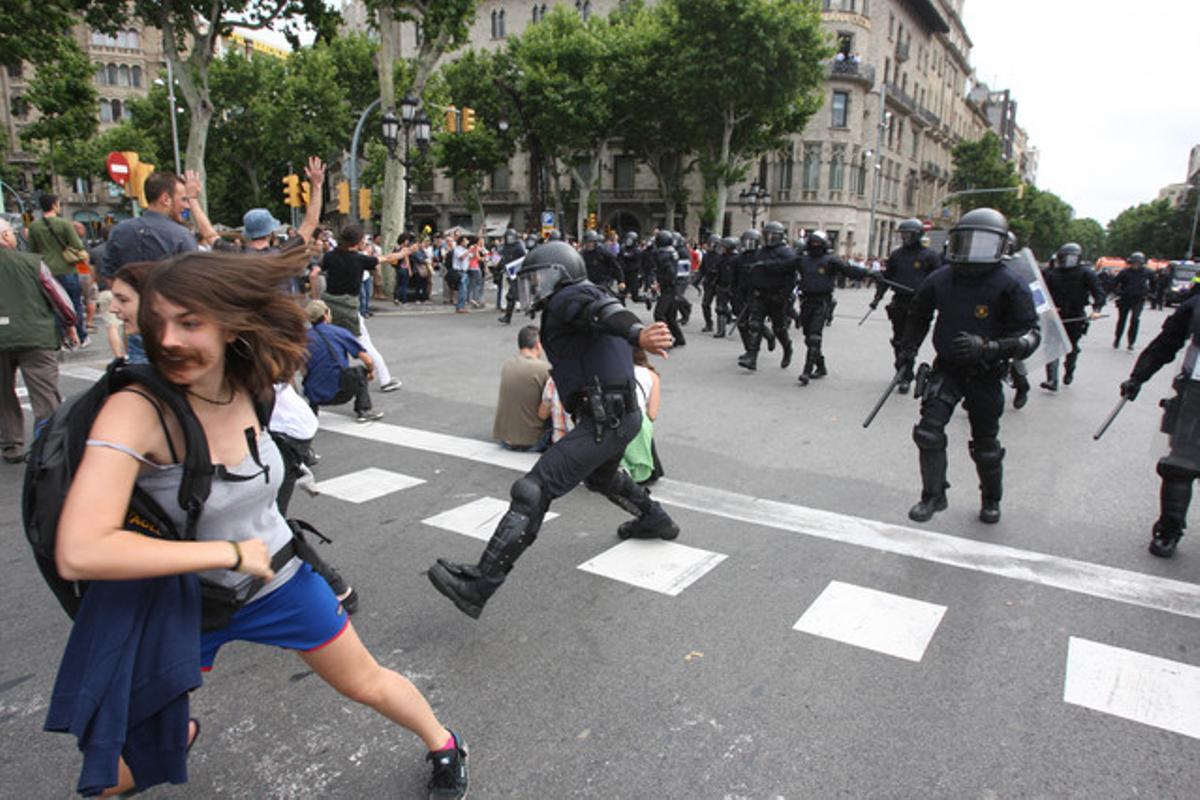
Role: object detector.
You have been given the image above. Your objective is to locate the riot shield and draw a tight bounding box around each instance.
[1005,247,1070,367]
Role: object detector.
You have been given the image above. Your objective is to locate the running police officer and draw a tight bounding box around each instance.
[650,230,687,347]
[581,230,622,296]
[428,242,679,618]
[1118,288,1200,557]
[1113,251,1153,350]
[672,232,694,327]
[619,230,643,304]
[895,209,1040,525]
[793,230,869,384]
[736,221,795,371]
[870,218,941,393]
[1039,242,1105,391]
[698,234,722,332]
[496,228,528,324]
[713,236,739,339]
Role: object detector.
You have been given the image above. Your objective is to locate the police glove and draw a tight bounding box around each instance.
[868,298,880,311]
[1119,379,1142,401]
[949,332,998,362]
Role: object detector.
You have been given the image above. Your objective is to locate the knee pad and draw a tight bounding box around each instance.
[805,334,822,350]
[969,438,1005,468]
[748,318,763,335]
[1156,459,1198,482]
[510,475,546,515]
[912,424,947,451]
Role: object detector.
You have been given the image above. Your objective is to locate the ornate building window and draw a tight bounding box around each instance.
[829,145,846,191]
[831,90,849,128]
[802,143,822,191]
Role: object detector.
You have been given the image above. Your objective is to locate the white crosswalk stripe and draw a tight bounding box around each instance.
[313,467,424,503]
[423,496,558,541]
[793,581,947,663]
[577,539,727,596]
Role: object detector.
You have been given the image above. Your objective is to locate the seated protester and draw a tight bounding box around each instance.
[302,300,384,423]
[52,248,467,798]
[492,325,551,452]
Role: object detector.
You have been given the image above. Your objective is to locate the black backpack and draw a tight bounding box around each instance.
[21,358,324,628]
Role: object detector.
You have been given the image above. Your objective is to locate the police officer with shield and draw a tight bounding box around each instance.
[428,242,679,618]
[895,209,1040,524]
[1039,242,1105,391]
[737,221,796,371]
[871,218,941,393]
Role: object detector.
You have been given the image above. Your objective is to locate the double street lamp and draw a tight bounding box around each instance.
[381,93,432,232]
[739,179,771,229]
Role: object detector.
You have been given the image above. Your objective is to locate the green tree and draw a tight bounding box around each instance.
[665,0,829,233]
[1106,194,1197,260]
[948,131,1020,218]
[1,1,125,65]
[19,42,99,182]
[1011,186,1073,262]
[1065,217,1106,261]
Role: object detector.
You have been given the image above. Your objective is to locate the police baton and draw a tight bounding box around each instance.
[1060,313,1110,324]
[863,367,907,428]
[858,303,879,326]
[1093,398,1128,441]
[871,275,915,294]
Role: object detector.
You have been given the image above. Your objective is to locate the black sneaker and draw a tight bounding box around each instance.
[427,730,469,799]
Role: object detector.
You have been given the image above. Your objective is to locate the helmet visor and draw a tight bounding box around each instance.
[517,264,559,310]
[1060,253,1080,268]
[947,229,1006,263]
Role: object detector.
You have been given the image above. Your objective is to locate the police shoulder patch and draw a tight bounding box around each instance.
[974,304,990,319]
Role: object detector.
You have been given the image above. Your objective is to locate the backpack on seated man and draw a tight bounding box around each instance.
[22,358,355,630]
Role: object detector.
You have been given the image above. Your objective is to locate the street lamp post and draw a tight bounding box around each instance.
[153,63,182,174]
[739,179,771,229]
[866,81,892,259]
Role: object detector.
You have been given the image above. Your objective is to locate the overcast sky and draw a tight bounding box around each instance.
[961,0,1200,225]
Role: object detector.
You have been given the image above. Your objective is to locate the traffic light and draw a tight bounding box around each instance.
[1016,182,1026,200]
[300,180,311,207]
[337,180,351,214]
[586,212,597,230]
[282,173,301,208]
[444,105,459,134]
[120,151,156,208]
[461,106,475,133]
[358,188,372,220]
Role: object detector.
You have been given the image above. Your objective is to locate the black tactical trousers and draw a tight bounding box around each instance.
[918,365,1005,441]
[1114,296,1146,346]
[799,294,833,350]
[700,283,717,327]
[529,407,643,500]
[654,290,686,344]
[746,290,791,352]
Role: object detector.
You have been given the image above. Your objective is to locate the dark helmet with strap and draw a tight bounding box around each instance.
[707,233,721,248]
[623,230,639,246]
[583,229,602,246]
[516,241,586,313]
[722,235,739,253]
[546,228,564,241]
[1128,251,1147,266]
[740,229,762,252]
[946,207,1008,277]
[654,230,674,248]
[805,229,831,255]
[1056,242,1083,269]
[763,221,787,247]
[898,218,924,247]
[504,228,519,245]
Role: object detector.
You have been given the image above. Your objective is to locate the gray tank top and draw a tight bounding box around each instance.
[89,431,300,600]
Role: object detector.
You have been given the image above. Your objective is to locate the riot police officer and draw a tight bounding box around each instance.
[871,218,941,393]
[895,208,1040,524]
[1040,242,1105,390]
[619,230,643,304]
[672,231,694,326]
[428,242,679,618]
[650,230,687,346]
[713,236,739,338]
[793,230,869,384]
[1118,290,1200,557]
[495,228,528,324]
[1113,251,1153,350]
[736,221,796,371]
[698,234,722,332]
[581,229,621,295]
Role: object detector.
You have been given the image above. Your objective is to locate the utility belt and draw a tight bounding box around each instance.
[572,379,636,442]
[932,356,1009,380]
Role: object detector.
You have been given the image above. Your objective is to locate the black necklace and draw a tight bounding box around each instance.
[187,385,235,405]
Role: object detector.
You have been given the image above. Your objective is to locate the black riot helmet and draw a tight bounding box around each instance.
[740,229,763,252]
[654,230,674,248]
[582,229,602,249]
[898,218,924,248]
[763,221,787,247]
[504,228,519,245]
[524,234,539,251]
[623,230,639,247]
[946,207,1009,277]
[1056,242,1083,269]
[1128,251,1147,266]
[546,228,564,242]
[516,241,586,313]
[722,236,739,253]
[805,230,831,255]
[707,233,721,249]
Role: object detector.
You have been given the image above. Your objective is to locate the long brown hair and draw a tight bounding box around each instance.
[139,248,309,398]
[114,259,155,293]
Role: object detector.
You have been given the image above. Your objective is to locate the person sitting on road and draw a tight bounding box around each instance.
[302,300,383,423]
[493,325,551,452]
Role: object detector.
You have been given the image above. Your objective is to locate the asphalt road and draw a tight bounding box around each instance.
[3,286,1198,798]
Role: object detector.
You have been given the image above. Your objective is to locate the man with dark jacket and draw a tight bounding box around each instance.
[0,217,78,463]
[1113,252,1153,350]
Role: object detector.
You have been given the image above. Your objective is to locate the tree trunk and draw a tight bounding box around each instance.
[376,7,403,295]
[712,110,736,234]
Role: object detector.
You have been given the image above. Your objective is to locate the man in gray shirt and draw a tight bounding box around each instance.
[101,171,198,278]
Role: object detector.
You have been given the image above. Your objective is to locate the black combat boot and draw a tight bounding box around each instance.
[714,315,726,338]
[1150,475,1191,557]
[908,449,949,522]
[796,353,814,386]
[971,439,1004,524]
[780,336,793,369]
[427,561,505,619]
[428,502,539,618]
[498,299,515,324]
[1150,522,1184,558]
[764,326,776,352]
[1063,352,1078,385]
[811,355,828,379]
[737,350,758,371]
[1040,362,1059,392]
[618,505,680,540]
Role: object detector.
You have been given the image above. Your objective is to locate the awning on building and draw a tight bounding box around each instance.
[483,213,512,237]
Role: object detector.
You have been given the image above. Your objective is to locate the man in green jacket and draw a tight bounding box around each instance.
[27,194,88,347]
[0,217,78,463]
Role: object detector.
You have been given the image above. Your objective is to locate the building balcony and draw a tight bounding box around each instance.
[918,105,940,128]
[884,81,917,115]
[410,191,443,205]
[921,161,947,181]
[894,40,910,63]
[828,59,875,88]
[481,189,520,203]
[598,188,661,203]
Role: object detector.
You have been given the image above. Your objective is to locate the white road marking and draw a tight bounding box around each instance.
[577,540,727,596]
[1064,637,1200,740]
[319,416,1200,620]
[793,581,947,662]
[313,467,424,504]
[423,496,558,541]
[59,365,106,383]
[16,388,27,399]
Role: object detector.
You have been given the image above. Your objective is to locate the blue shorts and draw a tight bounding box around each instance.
[200,563,349,671]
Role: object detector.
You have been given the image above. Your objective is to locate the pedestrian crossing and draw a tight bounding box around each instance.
[315,414,1200,742]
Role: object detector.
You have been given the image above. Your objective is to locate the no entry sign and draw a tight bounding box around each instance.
[106,151,130,185]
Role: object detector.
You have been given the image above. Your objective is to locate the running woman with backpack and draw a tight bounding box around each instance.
[52,249,468,798]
